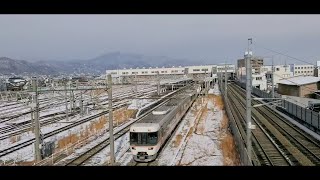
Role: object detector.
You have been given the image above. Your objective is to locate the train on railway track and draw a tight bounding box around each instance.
[129,86,198,162]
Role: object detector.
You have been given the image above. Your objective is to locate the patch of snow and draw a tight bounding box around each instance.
[158,86,226,165]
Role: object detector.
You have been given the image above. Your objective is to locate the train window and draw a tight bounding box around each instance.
[130,132,158,146]
[141,133,147,144]
[147,132,158,145]
[130,132,138,144]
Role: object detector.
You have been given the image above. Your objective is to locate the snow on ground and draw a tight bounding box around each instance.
[0,109,105,162]
[157,103,199,165]
[176,99,224,165]
[208,84,221,95]
[128,99,152,110]
[83,133,130,166]
[56,118,136,166]
[0,83,165,164]
[157,83,237,166]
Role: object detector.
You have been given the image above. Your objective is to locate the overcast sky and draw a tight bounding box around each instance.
[0,15,320,65]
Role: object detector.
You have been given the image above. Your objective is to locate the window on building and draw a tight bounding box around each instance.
[193,69,200,72]
[298,71,300,73]
[201,68,208,71]
[122,72,126,75]
[295,67,297,69]
[298,67,300,69]
[295,71,297,73]
[304,67,306,69]
[256,77,262,80]
[276,68,280,71]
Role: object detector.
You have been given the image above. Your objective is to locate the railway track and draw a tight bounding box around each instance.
[52,87,185,166]
[0,85,155,123]
[127,90,197,166]
[228,82,320,166]
[0,88,157,157]
[49,85,194,166]
[0,87,156,137]
[227,85,291,166]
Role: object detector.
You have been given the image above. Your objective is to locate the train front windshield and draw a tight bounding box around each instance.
[130,132,158,146]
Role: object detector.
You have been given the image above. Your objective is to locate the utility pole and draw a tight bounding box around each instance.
[78,81,84,116]
[64,80,69,121]
[32,77,41,162]
[135,73,139,109]
[246,38,253,165]
[225,63,228,99]
[271,56,275,99]
[71,90,75,113]
[157,71,160,96]
[220,69,223,92]
[107,74,115,165]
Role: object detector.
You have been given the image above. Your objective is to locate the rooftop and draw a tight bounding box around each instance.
[278,76,320,86]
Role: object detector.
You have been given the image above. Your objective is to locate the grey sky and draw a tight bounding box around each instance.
[0,15,320,65]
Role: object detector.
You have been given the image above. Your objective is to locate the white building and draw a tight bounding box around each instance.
[252,73,267,90]
[236,52,267,90]
[106,64,235,77]
[237,66,267,90]
[314,61,320,77]
[290,64,314,76]
[263,65,293,89]
[106,64,236,84]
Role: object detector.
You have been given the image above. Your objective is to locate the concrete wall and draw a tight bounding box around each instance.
[278,84,299,97]
[278,82,318,98]
[300,83,318,98]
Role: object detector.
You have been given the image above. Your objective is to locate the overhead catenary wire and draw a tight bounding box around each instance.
[253,42,316,66]
[251,41,320,99]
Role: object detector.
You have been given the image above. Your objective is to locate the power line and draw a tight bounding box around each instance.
[253,42,316,66]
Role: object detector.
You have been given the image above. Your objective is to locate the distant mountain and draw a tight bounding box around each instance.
[0,52,206,75]
[0,57,57,75]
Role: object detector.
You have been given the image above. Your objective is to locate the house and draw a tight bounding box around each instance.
[277,76,320,98]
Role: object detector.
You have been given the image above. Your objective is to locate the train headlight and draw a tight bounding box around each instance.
[148,147,153,150]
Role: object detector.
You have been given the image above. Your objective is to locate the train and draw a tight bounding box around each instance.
[129,86,198,162]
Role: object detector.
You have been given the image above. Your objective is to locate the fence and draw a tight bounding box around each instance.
[219,81,251,165]
[235,81,320,135]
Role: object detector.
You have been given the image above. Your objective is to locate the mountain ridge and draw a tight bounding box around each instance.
[0,52,206,75]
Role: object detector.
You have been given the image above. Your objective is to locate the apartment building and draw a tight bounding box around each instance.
[237,57,264,74]
[290,64,314,76]
[263,65,293,89]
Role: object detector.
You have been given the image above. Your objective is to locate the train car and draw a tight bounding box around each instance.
[129,88,197,162]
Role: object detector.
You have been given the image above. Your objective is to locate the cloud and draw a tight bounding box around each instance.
[0,15,319,64]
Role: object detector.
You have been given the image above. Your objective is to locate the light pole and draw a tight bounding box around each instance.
[246,38,253,165]
[107,74,115,165]
[271,56,275,99]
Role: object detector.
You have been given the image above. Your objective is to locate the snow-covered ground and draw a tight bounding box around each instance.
[0,82,239,166]
[158,84,237,165]
[118,84,238,166]
[157,96,223,165]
